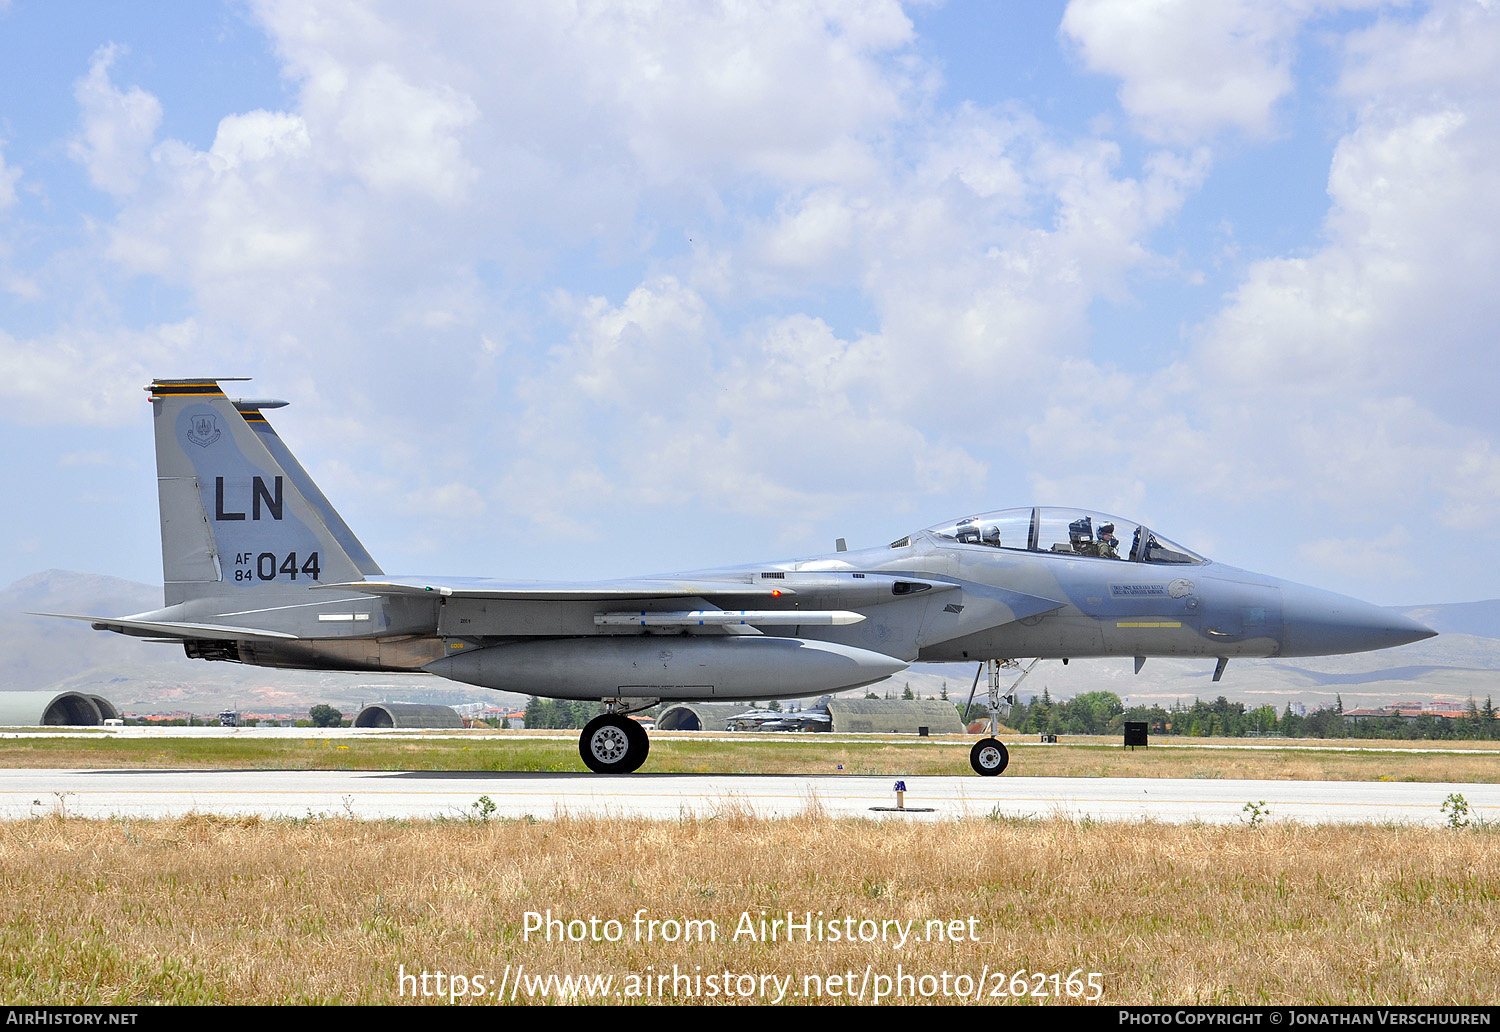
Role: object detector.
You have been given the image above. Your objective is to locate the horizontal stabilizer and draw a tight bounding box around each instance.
[38,612,298,641]
[595,610,865,627]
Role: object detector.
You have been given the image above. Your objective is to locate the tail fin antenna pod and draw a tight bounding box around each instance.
[148,378,372,605]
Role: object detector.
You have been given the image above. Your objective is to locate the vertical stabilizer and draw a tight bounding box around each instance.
[149,378,373,605]
[233,400,382,578]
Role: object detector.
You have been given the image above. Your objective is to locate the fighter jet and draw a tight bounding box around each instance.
[725,698,834,733]
[67,378,1436,776]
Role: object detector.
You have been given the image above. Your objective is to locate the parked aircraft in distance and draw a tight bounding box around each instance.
[64,379,1436,775]
[725,699,834,733]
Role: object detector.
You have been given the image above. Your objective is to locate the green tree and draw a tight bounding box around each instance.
[524,697,602,729]
[1060,691,1123,734]
[309,704,342,728]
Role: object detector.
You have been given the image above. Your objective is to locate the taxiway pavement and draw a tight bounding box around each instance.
[2,768,1494,824]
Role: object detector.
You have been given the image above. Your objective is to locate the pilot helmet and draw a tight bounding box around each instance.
[982,524,1001,544]
[1100,523,1115,536]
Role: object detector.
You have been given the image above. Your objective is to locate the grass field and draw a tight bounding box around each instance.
[2,812,1497,1005]
[2,730,1499,782]
[5,732,1497,1006]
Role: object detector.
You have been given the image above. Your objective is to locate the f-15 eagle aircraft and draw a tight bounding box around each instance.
[70,378,1436,776]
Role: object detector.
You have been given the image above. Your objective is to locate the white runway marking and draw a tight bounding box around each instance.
[2,768,1495,824]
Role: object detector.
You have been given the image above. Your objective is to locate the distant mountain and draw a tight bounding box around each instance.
[0,570,168,691]
[1399,600,1500,640]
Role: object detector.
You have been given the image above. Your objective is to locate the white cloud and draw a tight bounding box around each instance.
[1035,0,1500,598]
[295,59,478,203]
[17,0,1498,604]
[59,451,114,467]
[1298,525,1416,583]
[0,321,201,426]
[1060,0,1382,144]
[0,141,18,212]
[484,74,1218,532]
[731,108,1208,410]
[111,110,320,281]
[249,0,918,199]
[1194,6,1500,415]
[53,2,934,377]
[404,481,487,519]
[503,281,988,530]
[0,139,28,299]
[69,44,163,195]
[561,276,714,406]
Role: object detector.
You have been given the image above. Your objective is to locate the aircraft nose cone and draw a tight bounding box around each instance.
[1279,583,1438,657]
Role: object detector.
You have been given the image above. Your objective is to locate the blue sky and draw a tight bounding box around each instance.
[2,0,1498,607]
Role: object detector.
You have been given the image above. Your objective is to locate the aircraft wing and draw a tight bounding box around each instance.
[314,575,927,601]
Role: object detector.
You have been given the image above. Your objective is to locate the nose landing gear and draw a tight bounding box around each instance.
[964,657,1037,776]
[970,738,1010,776]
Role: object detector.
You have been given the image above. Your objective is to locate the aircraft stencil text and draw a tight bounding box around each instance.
[214,475,283,521]
[231,550,321,582]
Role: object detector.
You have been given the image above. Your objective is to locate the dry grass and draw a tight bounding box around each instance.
[3,733,1498,783]
[2,814,1497,1005]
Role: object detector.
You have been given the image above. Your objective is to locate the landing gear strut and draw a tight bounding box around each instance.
[578,708,652,774]
[965,657,1038,776]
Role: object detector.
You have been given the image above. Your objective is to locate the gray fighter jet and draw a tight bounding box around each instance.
[67,378,1436,775]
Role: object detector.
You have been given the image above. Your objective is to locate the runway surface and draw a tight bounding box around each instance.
[3,768,1495,824]
[10,725,1498,756]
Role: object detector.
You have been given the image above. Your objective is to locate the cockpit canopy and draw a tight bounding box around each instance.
[901,507,1205,565]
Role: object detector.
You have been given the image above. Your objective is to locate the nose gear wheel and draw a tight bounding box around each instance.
[970,738,1009,776]
[579,713,650,774]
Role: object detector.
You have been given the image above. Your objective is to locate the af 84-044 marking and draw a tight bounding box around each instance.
[230,551,322,583]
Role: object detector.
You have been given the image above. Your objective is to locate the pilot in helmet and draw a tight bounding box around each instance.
[982,524,1002,547]
[1098,523,1121,559]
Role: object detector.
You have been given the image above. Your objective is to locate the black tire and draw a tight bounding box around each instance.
[621,716,650,774]
[970,737,1009,776]
[579,714,647,774]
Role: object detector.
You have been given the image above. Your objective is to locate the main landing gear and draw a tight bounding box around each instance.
[579,712,651,774]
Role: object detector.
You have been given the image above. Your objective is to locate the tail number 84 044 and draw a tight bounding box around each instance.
[232,551,321,582]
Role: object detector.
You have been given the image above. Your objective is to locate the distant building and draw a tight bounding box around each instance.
[657,702,748,731]
[825,698,964,734]
[1343,703,1481,721]
[353,703,465,729]
[0,691,119,726]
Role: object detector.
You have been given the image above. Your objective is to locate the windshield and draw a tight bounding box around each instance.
[922,508,1033,551]
[914,507,1205,564]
